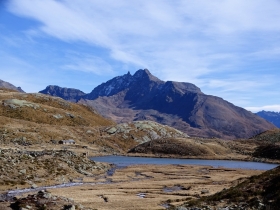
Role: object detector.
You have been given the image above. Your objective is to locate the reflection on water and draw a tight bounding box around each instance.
[91,155,278,170]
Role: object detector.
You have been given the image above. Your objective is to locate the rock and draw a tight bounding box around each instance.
[19,169,26,174]
[135,122,153,130]
[53,114,63,119]
[86,130,93,134]
[107,127,117,134]
[31,183,37,189]
[64,204,75,210]
[149,130,160,139]
[66,112,75,118]
[142,135,151,142]
[176,207,188,210]
[3,99,40,109]
[201,189,209,194]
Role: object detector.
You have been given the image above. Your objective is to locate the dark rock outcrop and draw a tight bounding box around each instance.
[39,85,86,102]
[256,111,280,128]
[0,79,24,92]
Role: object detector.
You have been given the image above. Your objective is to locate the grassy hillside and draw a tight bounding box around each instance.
[176,166,280,210]
[0,89,124,152]
[0,88,112,126]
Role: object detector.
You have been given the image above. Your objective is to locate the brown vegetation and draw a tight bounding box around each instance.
[47,164,260,210]
[0,149,110,192]
[179,166,280,210]
[0,90,113,126]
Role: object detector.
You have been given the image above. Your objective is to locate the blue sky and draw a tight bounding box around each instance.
[0,0,280,112]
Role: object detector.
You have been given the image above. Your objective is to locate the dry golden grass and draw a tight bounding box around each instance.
[0,90,135,154]
[48,164,262,210]
[0,91,114,127]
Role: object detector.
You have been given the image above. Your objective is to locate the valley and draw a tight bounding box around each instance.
[0,79,280,210]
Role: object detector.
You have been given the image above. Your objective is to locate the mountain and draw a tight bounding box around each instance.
[40,69,275,139]
[256,111,280,128]
[0,79,24,92]
[39,85,86,102]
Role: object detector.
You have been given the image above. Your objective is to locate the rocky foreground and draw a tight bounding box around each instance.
[1,190,92,210]
[0,149,110,192]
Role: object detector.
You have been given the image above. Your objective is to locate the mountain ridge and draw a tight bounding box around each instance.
[0,79,24,92]
[39,85,86,102]
[256,110,280,128]
[39,69,276,139]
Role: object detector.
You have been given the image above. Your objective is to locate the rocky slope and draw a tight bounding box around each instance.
[0,88,117,153]
[0,89,194,154]
[0,89,112,127]
[39,85,86,102]
[78,69,275,139]
[174,166,280,210]
[256,110,280,128]
[0,80,24,92]
[0,149,109,192]
[104,121,188,144]
[251,128,280,143]
[7,190,92,210]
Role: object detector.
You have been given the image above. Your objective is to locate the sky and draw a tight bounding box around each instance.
[0,0,280,112]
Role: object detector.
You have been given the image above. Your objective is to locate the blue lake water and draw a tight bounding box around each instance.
[91,155,278,170]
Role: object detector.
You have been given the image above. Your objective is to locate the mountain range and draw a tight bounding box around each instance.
[39,69,275,139]
[256,111,280,128]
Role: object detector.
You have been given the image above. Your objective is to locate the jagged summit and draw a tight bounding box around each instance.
[85,69,200,100]
[133,69,161,82]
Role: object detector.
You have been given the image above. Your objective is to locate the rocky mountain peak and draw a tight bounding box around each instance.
[39,85,85,102]
[133,69,161,82]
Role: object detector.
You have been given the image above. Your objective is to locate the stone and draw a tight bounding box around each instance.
[142,135,151,142]
[64,205,75,210]
[107,127,117,134]
[66,113,75,118]
[201,189,209,194]
[31,184,37,189]
[53,114,63,119]
[149,130,160,139]
[19,169,26,174]
[176,207,188,210]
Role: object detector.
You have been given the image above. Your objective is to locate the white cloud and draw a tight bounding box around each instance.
[62,55,114,75]
[5,0,280,107]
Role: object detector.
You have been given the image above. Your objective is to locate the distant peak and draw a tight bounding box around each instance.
[133,69,161,82]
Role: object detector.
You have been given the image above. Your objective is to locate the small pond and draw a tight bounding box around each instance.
[91,155,278,170]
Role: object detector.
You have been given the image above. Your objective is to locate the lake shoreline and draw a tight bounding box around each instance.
[91,152,280,164]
